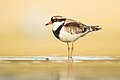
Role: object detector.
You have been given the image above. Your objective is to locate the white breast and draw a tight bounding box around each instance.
[59,27,89,42]
[52,21,65,31]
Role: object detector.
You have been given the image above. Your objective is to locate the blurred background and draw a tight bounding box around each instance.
[0,0,120,56]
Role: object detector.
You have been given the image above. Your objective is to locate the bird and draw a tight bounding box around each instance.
[45,16,102,60]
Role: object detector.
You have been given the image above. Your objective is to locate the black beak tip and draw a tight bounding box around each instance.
[45,24,48,26]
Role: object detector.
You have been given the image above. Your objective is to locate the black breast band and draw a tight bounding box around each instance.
[52,23,64,39]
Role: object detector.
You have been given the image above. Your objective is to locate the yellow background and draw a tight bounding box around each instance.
[0,0,120,56]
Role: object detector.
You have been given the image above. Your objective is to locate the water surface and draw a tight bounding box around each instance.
[0,56,120,80]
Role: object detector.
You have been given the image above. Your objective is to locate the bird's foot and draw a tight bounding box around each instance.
[68,57,73,62]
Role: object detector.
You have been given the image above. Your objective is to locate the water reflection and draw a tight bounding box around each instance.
[59,60,74,80]
[0,60,120,80]
[60,60,120,80]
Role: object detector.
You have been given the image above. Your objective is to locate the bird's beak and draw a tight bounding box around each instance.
[45,21,53,26]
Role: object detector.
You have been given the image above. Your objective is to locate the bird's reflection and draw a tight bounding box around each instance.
[59,59,76,80]
[67,59,74,80]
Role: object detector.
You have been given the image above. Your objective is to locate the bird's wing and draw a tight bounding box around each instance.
[64,19,89,34]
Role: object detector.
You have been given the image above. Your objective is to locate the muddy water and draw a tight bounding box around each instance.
[0,60,120,80]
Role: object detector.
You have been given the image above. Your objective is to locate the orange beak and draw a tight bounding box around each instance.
[45,21,53,26]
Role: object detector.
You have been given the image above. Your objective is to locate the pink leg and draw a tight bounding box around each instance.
[67,42,70,60]
[70,42,74,59]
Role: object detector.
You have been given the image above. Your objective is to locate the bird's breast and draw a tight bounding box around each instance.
[58,27,81,42]
[52,22,64,39]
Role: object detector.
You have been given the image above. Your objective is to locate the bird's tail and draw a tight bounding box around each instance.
[89,26,102,32]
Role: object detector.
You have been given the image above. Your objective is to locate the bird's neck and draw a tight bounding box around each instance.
[52,21,65,31]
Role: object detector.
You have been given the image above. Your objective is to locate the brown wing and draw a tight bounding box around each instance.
[64,19,88,34]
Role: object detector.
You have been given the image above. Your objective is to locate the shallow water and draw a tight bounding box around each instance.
[0,60,120,80]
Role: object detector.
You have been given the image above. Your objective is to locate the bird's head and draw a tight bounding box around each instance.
[45,16,66,26]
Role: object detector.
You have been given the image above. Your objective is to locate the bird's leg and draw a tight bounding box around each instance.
[67,42,70,60]
[70,42,74,59]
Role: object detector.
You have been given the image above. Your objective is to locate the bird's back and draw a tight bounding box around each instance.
[64,19,101,35]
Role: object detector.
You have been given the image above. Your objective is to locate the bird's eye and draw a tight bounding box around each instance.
[54,19,57,22]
